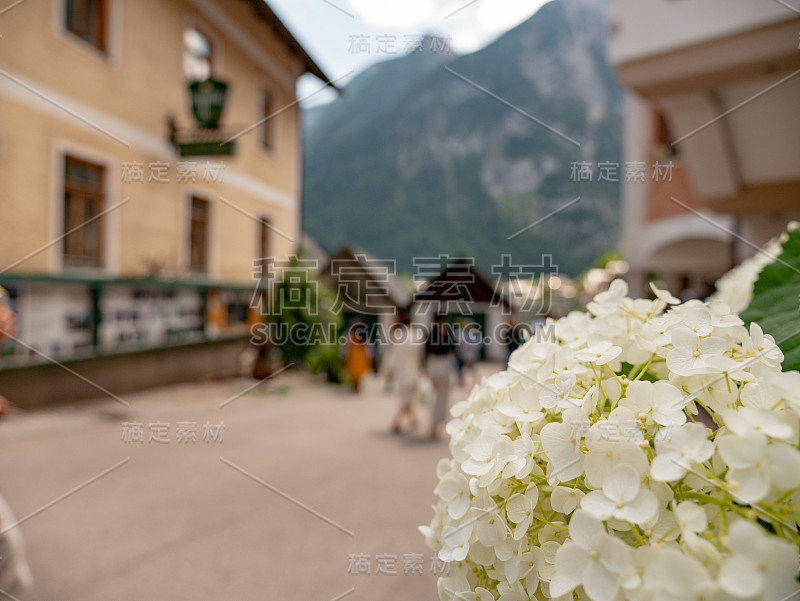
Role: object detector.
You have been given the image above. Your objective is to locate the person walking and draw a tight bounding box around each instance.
[0,290,15,416]
[342,318,372,393]
[424,313,456,440]
[455,318,482,388]
[382,314,424,434]
[504,315,522,366]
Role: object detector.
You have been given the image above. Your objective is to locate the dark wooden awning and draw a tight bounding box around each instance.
[415,258,511,310]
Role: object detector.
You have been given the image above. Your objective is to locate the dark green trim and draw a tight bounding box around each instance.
[0,273,260,292]
[0,274,263,371]
[178,141,236,156]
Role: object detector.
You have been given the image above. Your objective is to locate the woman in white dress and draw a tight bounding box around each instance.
[424,313,456,440]
[383,314,425,433]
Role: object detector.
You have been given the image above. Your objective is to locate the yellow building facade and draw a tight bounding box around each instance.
[0,0,332,403]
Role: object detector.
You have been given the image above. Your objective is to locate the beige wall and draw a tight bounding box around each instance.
[609,0,789,65]
[0,0,303,283]
[619,95,735,298]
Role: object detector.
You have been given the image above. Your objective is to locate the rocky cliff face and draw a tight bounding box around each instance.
[303,0,622,277]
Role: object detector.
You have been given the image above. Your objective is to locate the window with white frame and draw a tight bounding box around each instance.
[64,0,108,52]
[63,155,105,268]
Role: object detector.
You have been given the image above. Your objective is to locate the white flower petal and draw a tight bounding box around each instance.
[583,560,620,601]
[602,464,641,504]
[551,486,584,515]
[549,543,588,597]
[619,489,658,525]
[580,490,615,521]
[506,493,530,524]
[650,453,686,482]
[568,509,605,550]
[728,467,770,503]
[719,555,764,599]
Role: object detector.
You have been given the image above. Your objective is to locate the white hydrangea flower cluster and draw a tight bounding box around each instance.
[709,225,796,313]
[421,279,800,601]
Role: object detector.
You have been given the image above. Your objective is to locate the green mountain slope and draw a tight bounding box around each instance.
[303,0,622,277]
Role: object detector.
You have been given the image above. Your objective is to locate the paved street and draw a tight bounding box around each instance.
[0,365,497,601]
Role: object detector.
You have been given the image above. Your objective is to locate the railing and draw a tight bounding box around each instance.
[0,274,260,370]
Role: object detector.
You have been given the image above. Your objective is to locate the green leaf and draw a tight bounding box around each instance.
[740,228,800,371]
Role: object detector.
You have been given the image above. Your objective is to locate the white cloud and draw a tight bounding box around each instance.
[449,28,484,53]
[269,0,552,105]
[476,1,549,32]
[345,0,438,29]
[343,0,550,53]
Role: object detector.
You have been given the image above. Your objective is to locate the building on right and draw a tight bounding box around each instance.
[608,1,800,299]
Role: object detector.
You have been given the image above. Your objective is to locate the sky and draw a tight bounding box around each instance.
[267,0,551,106]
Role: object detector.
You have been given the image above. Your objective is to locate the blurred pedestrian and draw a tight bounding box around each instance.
[0,289,16,417]
[342,318,372,393]
[0,287,33,595]
[455,318,482,388]
[424,313,455,440]
[504,315,522,366]
[0,494,33,595]
[251,331,279,381]
[454,317,466,383]
[382,313,424,433]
